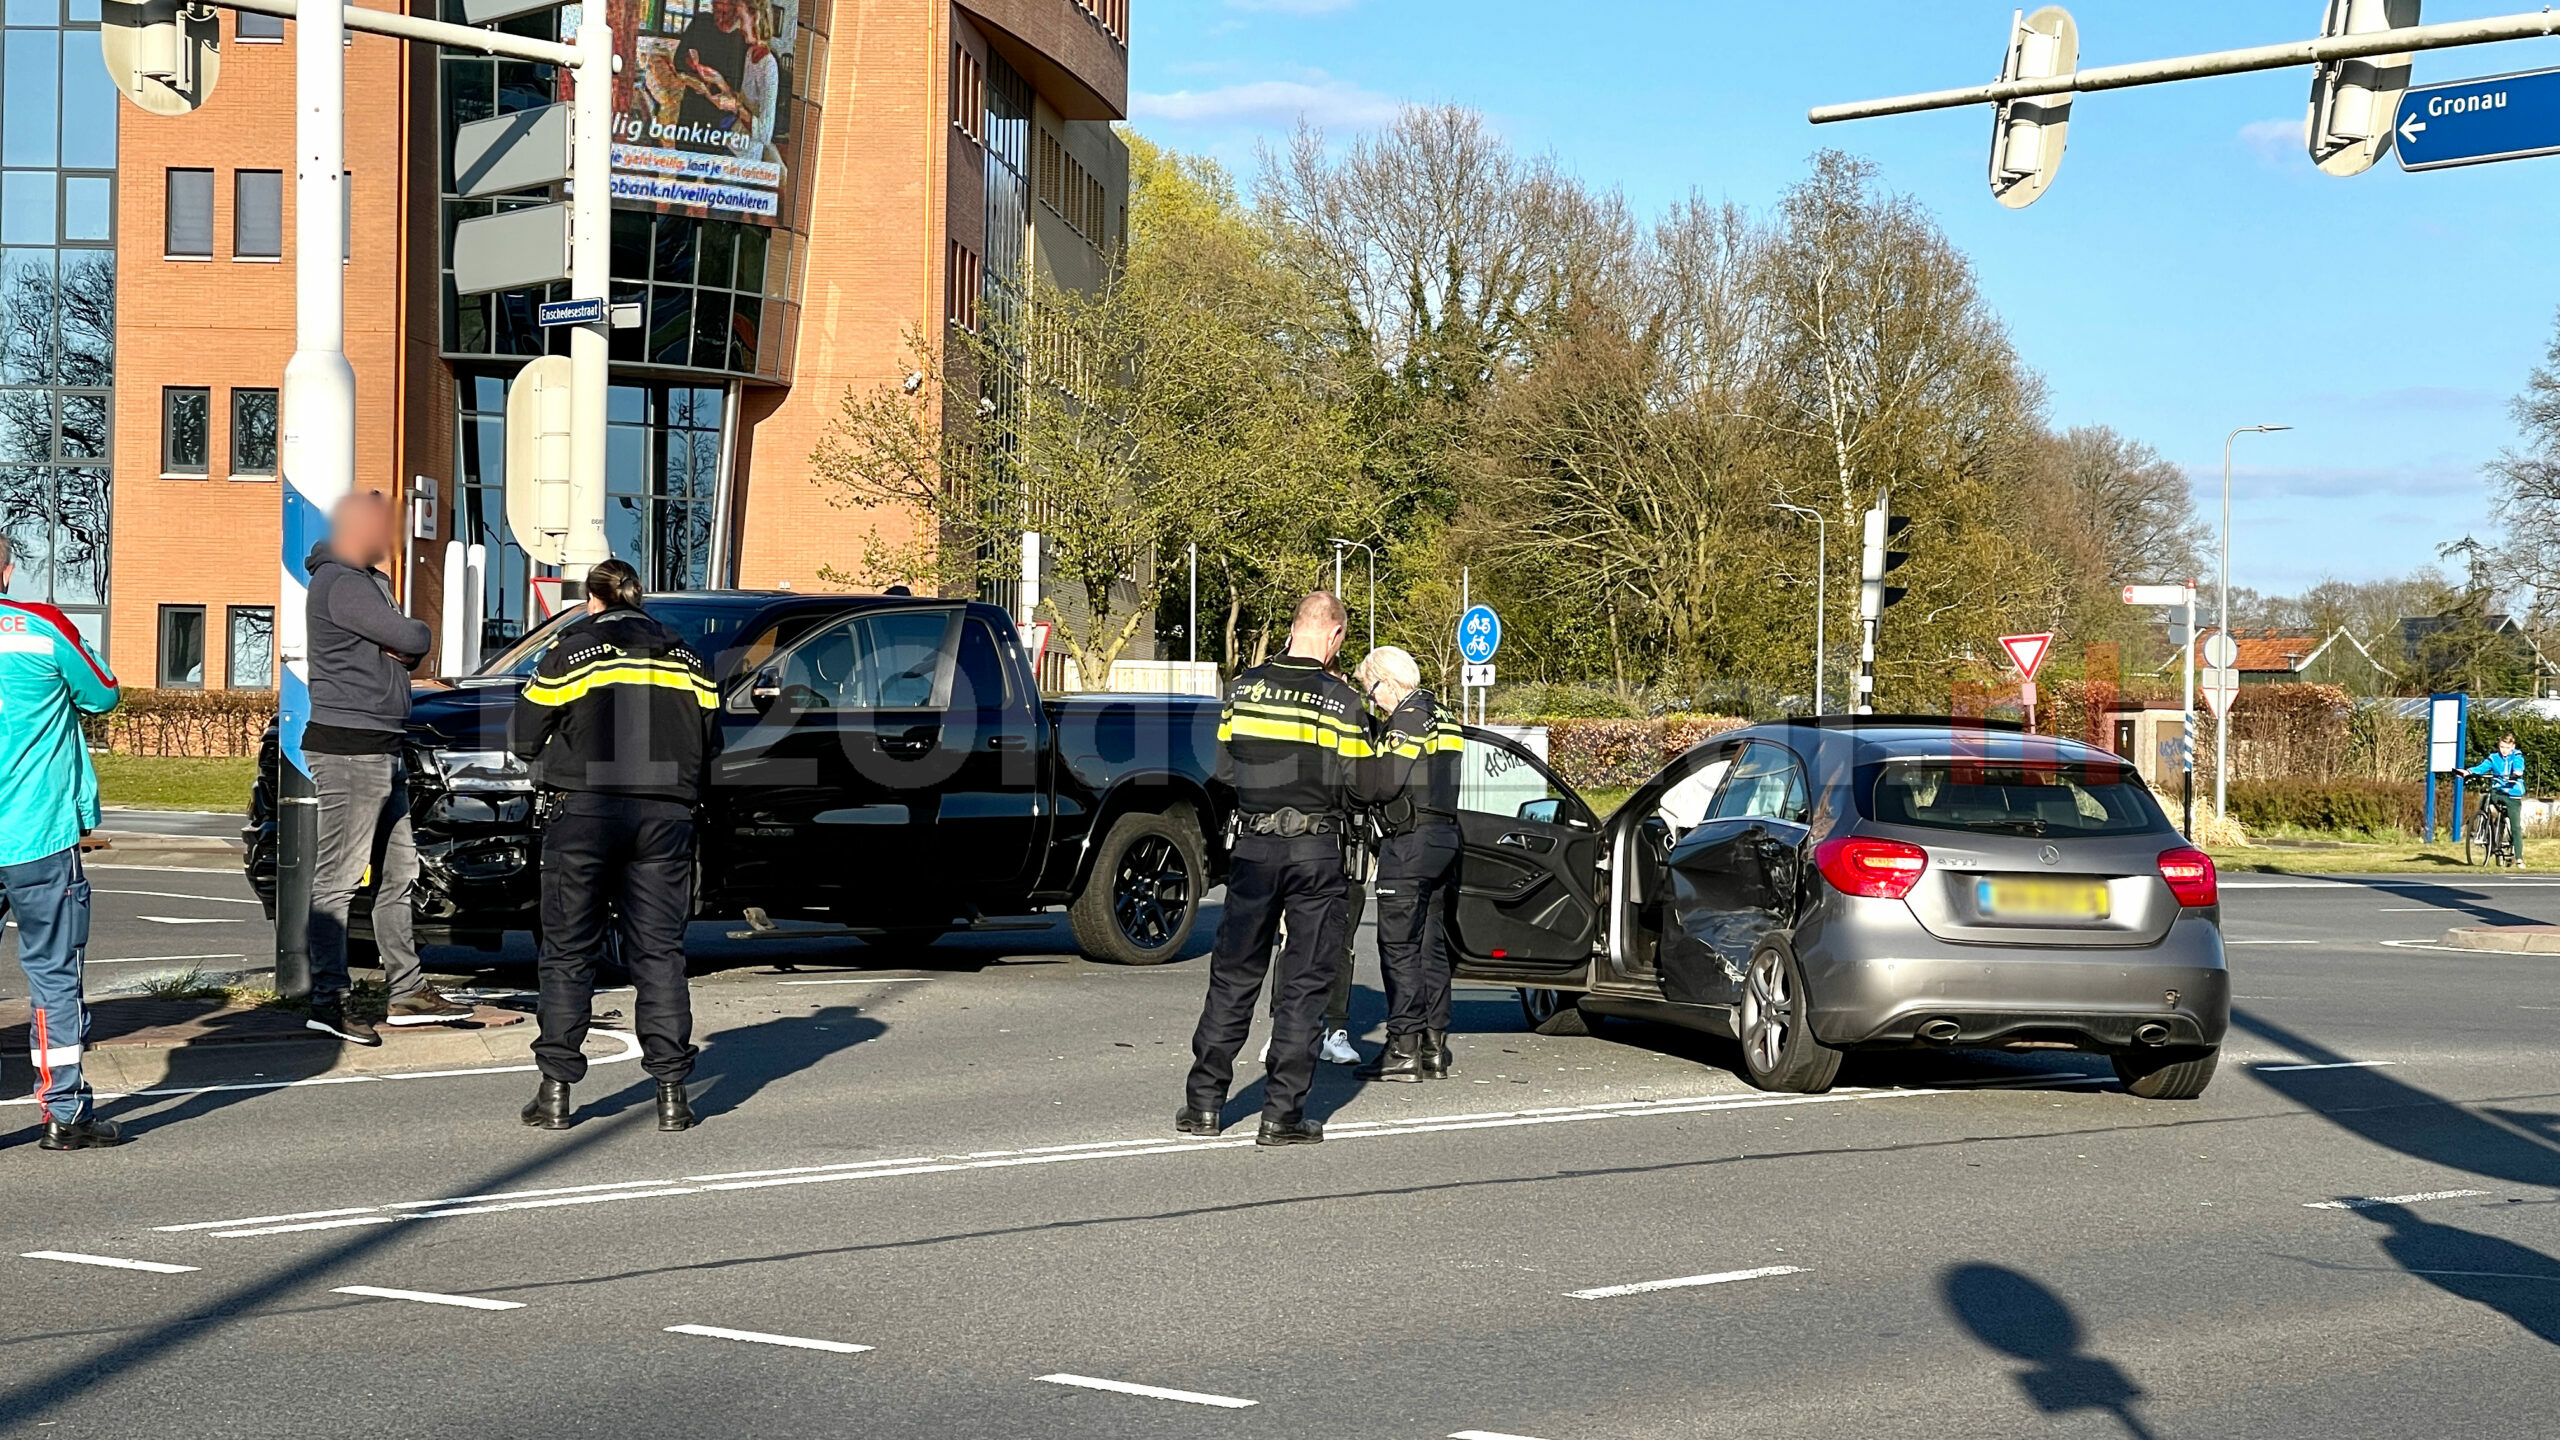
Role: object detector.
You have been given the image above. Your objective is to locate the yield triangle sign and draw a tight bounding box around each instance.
[1999,632,2055,682]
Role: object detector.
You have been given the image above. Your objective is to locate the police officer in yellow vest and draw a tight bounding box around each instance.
[1179,592,1371,1145]
[1351,646,1467,1082]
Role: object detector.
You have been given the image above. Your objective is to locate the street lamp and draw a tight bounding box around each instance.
[1328,538,1377,654]
[1771,503,1828,715]
[2217,423,2291,823]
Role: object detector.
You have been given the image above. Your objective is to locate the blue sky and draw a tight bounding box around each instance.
[1126,1,2560,596]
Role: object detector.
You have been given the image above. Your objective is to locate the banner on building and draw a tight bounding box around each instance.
[593,0,799,221]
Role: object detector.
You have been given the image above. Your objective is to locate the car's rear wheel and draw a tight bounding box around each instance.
[2112,1044,2218,1100]
[1737,943,1841,1094]
[1068,811,1205,966]
[1518,987,1590,1036]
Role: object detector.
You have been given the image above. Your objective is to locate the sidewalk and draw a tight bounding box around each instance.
[2441,924,2560,955]
[0,996,535,1094]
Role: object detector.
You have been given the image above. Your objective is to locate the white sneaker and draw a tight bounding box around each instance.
[1319,1029,1361,1065]
[1257,1037,1271,1066]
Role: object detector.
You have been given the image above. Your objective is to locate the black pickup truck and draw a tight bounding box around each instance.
[247,590,1231,965]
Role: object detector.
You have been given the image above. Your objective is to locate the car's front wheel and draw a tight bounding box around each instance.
[1068,810,1205,966]
[2112,1045,2218,1100]
[1737,943,1842,1094]
[1518,987,1591,1036]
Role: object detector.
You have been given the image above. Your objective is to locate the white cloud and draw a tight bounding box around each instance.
[1132,78,1401,130]
[2238,114,2306,164]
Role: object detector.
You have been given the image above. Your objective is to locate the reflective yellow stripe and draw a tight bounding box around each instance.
[1227,714,1373,756]
[523,660,717,709]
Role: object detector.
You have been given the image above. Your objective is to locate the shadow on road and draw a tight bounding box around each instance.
[2234,1007,2560,1190]
[1940,1263,2159,1440]
[2354,1203,2560,1346]
[678,1004,887,1123]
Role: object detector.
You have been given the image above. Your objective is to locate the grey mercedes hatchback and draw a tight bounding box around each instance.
[1439,718,2229,1100]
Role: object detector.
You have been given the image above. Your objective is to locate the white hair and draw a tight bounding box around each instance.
[1356,646,1421,690]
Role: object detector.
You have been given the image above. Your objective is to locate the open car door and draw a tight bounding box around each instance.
[1448,726,1603,986]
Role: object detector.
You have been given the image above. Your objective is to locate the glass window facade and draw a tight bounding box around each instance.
[157,603,203,687]
[230,386,276,475]
[0,0,109,646]
[234,168,282,258]
[162,385,207,473]
[164,166,210,256]
[225,604,273,688]
[456,372,729,653]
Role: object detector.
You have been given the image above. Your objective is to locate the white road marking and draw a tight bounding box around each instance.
[665,1324,872,1353]
[1036,1374,1256,1409]
[95,890,265,905]
[10,1029,644,1113]
[1452,1432,1556,1440]
[156,1209,379,1234]
[777,978,933,987]
[22,1251,198,1274]
[1568,1265,1807,1300]
[136,916,243,926]
[2255,1060,2397,1073]
[149,1080,2106,1240]
[2306,1189,2489,1210]
[2378,907,2446,912]
[331,1285,524,1311]
[86,952,250,966]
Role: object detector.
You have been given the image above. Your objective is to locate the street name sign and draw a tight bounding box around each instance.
[2121,583,2191,606]
[1458,605,1501,665]
[538,296,609,327]
[2394,66,2560,172]
[1998,632,2055,681]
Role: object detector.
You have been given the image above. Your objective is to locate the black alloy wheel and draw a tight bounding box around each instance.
[1068,811,1207,966]
[1114,833,1191,952]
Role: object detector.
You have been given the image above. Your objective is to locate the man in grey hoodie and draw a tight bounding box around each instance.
[302,492,472,1044]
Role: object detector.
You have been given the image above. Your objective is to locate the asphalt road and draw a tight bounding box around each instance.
[4,866,2560,1437]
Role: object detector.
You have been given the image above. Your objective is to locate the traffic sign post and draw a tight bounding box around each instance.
[1998,632,2055,731]
[2124,581,2199,838]
[1458,604,1500,726]
[2394,66,2560,171]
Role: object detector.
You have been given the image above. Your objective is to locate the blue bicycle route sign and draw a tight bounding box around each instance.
[1458,605,1501,665]
[2395,66,2560,173]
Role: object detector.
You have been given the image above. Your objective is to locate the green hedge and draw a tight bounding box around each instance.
[2226,779,2422,836]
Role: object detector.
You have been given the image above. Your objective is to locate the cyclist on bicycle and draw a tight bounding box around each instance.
[2467,733,2528,866]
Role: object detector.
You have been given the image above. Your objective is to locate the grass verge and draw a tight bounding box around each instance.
[2207,835,2560,876]
[93,754,254,813]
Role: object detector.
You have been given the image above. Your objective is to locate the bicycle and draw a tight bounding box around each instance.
[2468,787,2518,869]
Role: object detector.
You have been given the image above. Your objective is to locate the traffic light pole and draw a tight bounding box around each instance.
[209,0,596,995]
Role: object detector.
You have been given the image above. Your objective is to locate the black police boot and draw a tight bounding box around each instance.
[1174,1105,1224,1136]
[1420,1029,1454,1079]
[1356,1032,1426,1083]
[1256,1115,1324,1146]
[520,1078,573,1130]
[39,1115,124,1150]
[656,1080,697,1133]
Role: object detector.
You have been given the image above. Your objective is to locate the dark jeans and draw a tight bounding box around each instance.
[535,793,697,1084]
[307,751,424,1003]
[1187,834,1347,1124]
[1374,824,1460,1036]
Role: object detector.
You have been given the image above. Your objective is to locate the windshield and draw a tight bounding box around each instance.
[479,600,778,680]
[1861,758,2165,839]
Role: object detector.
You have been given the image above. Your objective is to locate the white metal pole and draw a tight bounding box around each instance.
[440,538,467,676]
[1813,516,1826,716]
[562,3,613,595]
[271,0,356,998]
[2217,430,2234,821]
[2183,582,2197,838]
[1187,542,1197,665]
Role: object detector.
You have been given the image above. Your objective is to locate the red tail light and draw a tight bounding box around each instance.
[1815,836,1930,900]
[2158,847,2217,908]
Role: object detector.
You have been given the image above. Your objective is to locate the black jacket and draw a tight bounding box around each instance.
[1359,688,1463,831]
[1214,654,1371,817]
[305,543,433,733]
[508,606,719,804]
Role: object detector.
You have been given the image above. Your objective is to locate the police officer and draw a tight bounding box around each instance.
[1179,592,1370,1146]
[1351,646,1465,1082]
[509,559,720,1133]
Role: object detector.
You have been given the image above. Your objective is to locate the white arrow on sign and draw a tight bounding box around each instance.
[2399,112,2426,145]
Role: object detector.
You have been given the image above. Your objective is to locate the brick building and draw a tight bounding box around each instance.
[0,0,1129,688]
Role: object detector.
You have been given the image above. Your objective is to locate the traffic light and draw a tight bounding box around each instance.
[1988,7,2079,209]
[1859,493,1911,621]
[2307,0,2421,177]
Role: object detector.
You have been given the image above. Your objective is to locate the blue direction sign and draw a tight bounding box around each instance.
[537,296,608,327]
[1457,604,1501,665]
[2394,67,2560,172]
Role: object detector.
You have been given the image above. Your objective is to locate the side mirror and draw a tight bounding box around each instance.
[750,664,783,712]
[1516,797,1562,826]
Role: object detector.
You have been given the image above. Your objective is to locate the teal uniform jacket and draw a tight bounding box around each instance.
[0,600,120,868]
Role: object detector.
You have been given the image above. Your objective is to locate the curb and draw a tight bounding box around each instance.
[86,830,245,873]
[2440,925,2560,954]
[2,1007,544,1094]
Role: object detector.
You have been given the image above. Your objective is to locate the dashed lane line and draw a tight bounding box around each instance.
[152,1078,2110,1241]
[1566,1265,1807,1300]
[22,1251,198,1274]
[1036,1374,1256,1409]
[2305,1190,2491,1211]
[666,1324,872,1353]
[2254,1060,2398,1073]
[136,916,245,926]
[331,1286,524,1311]
[94,889,265,905]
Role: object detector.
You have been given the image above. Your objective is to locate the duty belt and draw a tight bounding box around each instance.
[1241,808,1342,837]
[1383,809,1459,838]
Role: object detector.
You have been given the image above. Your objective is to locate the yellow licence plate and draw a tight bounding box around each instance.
[1977,878,2109,921]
